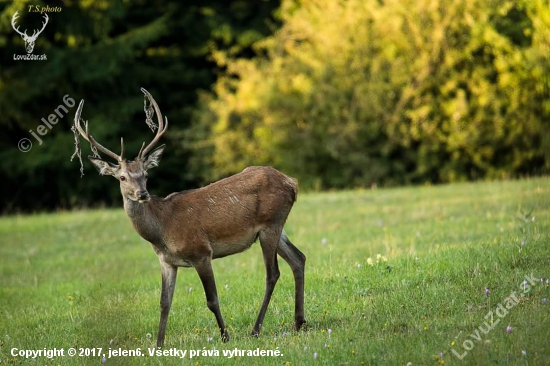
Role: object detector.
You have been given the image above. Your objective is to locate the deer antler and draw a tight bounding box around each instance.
[11,11,48,40]
[74,100,125,162]
[11,11,28,38]
[138,88,168,159]
[29,13,48,40]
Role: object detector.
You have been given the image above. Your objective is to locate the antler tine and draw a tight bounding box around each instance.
[137,141,146,158]
[37,13,49,36]
[29,13,48,40]
[120,137,125,161]
[74,100,124,161]
[139,88,168,158]
[11,11,27,37]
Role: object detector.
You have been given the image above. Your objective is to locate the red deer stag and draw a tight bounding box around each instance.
[73,88,306,347]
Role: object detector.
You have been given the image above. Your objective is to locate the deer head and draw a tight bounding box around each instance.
[74,88,169,203]
[11,11,48,54]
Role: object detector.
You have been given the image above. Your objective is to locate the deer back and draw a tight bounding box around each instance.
[153,166,298,260]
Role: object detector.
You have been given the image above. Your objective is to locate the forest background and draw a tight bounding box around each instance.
[0,0,548,213]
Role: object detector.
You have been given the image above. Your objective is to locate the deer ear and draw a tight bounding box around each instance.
[143,144,165,170]
[88,156,119,176]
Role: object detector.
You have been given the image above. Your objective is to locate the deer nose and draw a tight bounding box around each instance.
[137,190,150,201]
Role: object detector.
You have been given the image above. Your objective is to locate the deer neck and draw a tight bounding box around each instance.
[123,196,164,246]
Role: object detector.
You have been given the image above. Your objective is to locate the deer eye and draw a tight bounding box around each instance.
[120,176,126,181]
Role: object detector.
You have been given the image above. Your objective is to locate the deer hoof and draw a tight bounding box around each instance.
[294,319,307,331]
[221,330,230,343]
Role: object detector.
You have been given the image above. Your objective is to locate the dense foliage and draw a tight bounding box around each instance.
[0,0,279,212]
[1,0,549,212]
[190,0,550,189]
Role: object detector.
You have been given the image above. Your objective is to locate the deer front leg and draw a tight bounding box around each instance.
[157,260,177,348]
[194,257,230,342]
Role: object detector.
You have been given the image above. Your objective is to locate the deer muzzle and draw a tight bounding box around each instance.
[137,190,150,203]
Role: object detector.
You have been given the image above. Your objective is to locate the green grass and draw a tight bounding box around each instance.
[1,178,549,365]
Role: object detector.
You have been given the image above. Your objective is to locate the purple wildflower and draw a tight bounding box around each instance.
[485,288,490,296]
[506,325,513,334]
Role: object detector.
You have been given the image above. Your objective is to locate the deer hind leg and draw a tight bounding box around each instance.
[277,230,306,330]
[251,228,281,337]
[194,256,230,342]
[157,260,178,348]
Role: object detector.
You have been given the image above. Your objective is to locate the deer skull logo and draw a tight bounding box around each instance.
[11,11,49,54]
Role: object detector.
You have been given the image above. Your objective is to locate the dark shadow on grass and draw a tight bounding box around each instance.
[298,316,348,332]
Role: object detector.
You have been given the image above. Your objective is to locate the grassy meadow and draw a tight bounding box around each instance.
[1,177,549,365]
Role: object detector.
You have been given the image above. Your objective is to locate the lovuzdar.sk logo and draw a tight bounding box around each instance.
[11,9,53,61]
